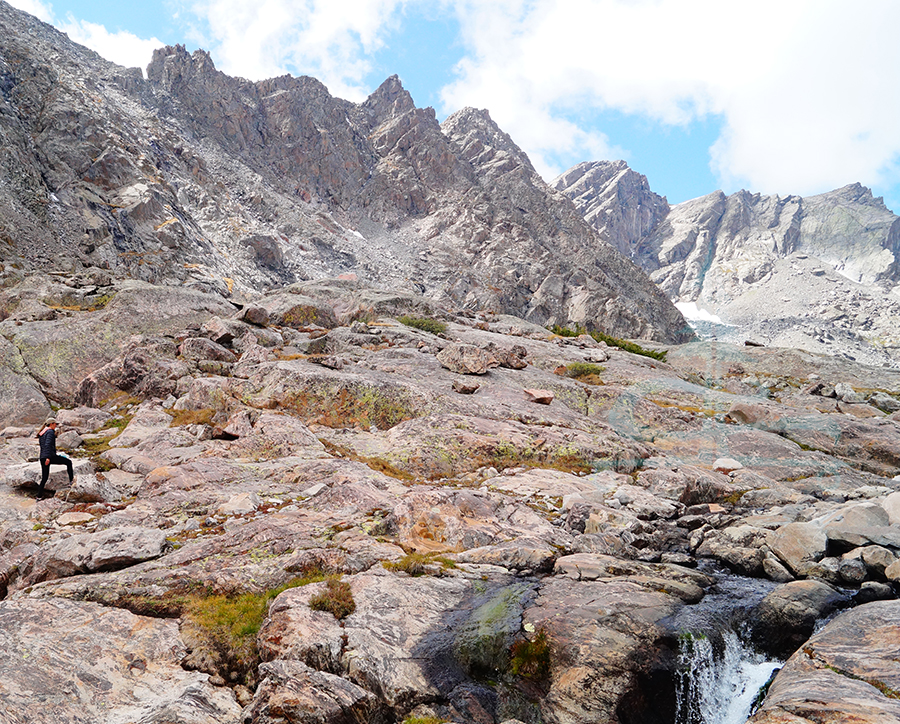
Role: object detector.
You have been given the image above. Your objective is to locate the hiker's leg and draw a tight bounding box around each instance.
[50,454,73,482]
[39,458,49,490]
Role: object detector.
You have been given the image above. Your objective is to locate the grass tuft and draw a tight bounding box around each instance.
[167,408,217,427]
[398,316,447,335]
[549,324,667,361]
[308,576,356,619]
[509,627,552,680]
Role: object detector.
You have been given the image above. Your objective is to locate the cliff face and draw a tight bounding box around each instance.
[556,161,900,366]
[0,2,690,343]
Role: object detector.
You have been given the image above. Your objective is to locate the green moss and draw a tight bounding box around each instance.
[398,315,448,335]
[455,583,534,677]
[723,489,748,505]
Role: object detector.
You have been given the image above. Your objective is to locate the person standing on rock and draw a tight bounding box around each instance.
[36,417,72,497]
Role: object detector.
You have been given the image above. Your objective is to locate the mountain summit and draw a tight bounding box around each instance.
[555,161,900,365]
[0,1,690,343]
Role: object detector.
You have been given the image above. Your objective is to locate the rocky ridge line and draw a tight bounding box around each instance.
[554,161,900,367]
[0,1,689,344]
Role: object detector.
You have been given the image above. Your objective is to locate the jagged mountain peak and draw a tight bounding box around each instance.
[362,74,416,121]
[558,158,900,365]
[0,0,690,342]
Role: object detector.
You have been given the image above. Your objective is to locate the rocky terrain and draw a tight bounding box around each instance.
[0,0,689,344]
[1,270,900,723]
[4,2,900,722]
[555,162,900,367]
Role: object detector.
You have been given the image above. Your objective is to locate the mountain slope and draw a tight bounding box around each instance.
[555,162,900,365]
[0,1,690,343]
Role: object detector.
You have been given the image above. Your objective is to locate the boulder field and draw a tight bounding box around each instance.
[2,271,900,723]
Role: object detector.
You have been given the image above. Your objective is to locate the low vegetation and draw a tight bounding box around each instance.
[550,324,667,362]
[181,570,328,684]
[509,627,552,680]
[560,361,606,384]
[308,576,356,619]
[398,315,448,335]
[167,407,216,427]
[383,552,457,576]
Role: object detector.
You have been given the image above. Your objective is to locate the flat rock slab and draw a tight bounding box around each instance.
[22,526,171,586]
[0,598,241,724]
[3,458,93,490]
[750,600,900,724]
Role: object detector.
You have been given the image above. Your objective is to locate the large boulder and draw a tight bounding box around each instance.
[767,521,828,577]
[749,601,900,724]
[0,598,241,723]
[22,526,171,585]
[436,343,500,375]
[749,580,849,658]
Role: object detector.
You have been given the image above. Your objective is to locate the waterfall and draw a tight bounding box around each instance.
[668,564,782,724]
[675,628,780,724]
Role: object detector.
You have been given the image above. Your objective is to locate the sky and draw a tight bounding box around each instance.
[10,0,900,212]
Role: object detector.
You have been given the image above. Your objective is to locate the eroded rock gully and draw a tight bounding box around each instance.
[1,273,900,723]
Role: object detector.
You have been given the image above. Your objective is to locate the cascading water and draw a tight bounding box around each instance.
[675,628,780,724]
[669,565,782,724]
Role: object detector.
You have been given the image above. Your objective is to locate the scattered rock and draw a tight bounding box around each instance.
[435,343,500,375]
[523,388,554,405]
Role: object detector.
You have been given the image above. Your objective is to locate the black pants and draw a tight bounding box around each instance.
[39,455,73,488]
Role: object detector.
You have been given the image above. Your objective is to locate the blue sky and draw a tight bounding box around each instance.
[12,0,900,212]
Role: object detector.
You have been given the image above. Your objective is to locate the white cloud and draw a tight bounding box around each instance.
[440,0,900,197]
[6,0,53,23]
[59,17,163,73]
[177,0,408,100]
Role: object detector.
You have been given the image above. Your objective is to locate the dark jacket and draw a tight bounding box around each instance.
[38,428,57,459]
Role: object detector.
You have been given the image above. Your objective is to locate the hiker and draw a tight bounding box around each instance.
[36,417,72,497]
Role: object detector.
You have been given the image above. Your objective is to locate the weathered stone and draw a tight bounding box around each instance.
[839,556,867,585]
[749,601,900,723]
[712,456,743,474]
[23,526,170,585]
[3,458,93,491]
[54,406,112,434]
[869,391,900,413]
[523,388,554,405]
[243,660,383,724]
[179,336,237,363]
[435,343,499,375]
[767,521,827,577]
[749,579,848,658]
[452,379,480,394]
[0,598,241,723]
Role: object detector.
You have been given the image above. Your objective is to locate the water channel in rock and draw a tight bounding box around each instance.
[668,565,783,724]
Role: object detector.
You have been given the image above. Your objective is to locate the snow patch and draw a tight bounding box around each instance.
[676,302,727,325]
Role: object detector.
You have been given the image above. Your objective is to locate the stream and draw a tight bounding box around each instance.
[669,565,783,724]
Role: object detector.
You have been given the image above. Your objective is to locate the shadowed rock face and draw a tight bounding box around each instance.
[556,162,900,366]
[0,2,690,344]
